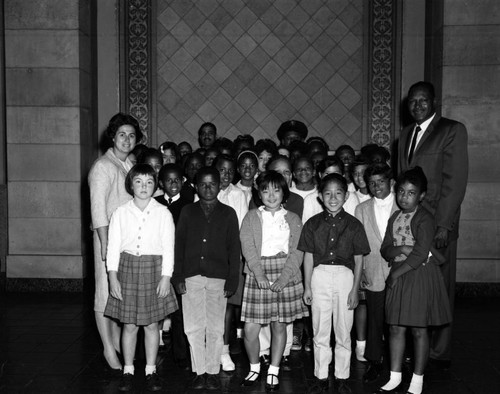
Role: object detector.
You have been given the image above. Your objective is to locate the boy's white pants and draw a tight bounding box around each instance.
[311,265,354,379]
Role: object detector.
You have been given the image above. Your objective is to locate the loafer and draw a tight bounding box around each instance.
[205,373,220,390]
[265,373,279,391]
[307,378,329,393]
[189,374,206,390]
[145,372,162,392]
[118,373,134,392]
[241,371,260,387]
[336,378,352,394]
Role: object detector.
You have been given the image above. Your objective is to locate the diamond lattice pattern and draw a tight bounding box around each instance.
[155,0,365,149]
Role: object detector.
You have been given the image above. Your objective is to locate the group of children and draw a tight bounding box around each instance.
[101,121,451,394]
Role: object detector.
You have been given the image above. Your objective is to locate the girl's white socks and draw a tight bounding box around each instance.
[408,373,424,394]
[380,371,402,391]
[244,362,261,381]
[222,344,230,355]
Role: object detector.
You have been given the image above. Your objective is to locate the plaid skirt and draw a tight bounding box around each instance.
[104,253,178,326]
[241,253,309,324]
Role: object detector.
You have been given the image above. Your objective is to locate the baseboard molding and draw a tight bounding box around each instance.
[6,278,85,292]
[456,282,500,298]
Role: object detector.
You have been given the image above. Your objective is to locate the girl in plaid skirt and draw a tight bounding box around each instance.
[240,171,308,391]
[104,164,178,392]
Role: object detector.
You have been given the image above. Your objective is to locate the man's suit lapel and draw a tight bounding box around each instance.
[412,114,441,159]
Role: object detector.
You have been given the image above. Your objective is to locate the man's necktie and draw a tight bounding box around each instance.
[408,126,421,163]
[167,198,173,206]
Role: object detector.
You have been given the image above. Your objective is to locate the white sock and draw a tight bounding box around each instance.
[222,344,230,355]
[236,328,244,339]
[381,371,402,391]
[408,373,424,394]
[245,363,260,381]
[145,364,156,376]
[159,330,165,346]
[267,365,280,384]
[123,365,135,375]
[356,340,366,349]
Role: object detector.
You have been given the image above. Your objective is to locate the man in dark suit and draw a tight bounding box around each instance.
[398,81,468,368]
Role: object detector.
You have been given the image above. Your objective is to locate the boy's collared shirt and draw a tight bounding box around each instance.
[298,208,370,270]
[373,192,395,238]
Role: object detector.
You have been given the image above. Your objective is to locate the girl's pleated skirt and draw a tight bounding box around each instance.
[241,253,309,324]
[104,252,178,326]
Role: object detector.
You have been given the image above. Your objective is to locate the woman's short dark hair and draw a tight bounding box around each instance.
[125,163,158,196]
[396,166,428,193]
[107,112,143,142]
[256,170,290,204]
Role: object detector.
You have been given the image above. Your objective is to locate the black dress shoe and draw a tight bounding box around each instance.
[145,372,162,391]
[205,373,220,390]
[372,383,403,393]
[281,355,292,371]
[118,373,134,392]
[260,354,271,368]
[265,373,279,391]
[364,362,383,383]
[241,371,260,387]
[189,374,206,389]
[306,378,329,394]
[336,378,352,394]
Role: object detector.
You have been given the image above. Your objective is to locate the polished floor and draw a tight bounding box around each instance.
[0,291,499,393]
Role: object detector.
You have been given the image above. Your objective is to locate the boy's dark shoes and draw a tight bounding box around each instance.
[427,358,451,371]
[306,378,329,394]
[335,378,352,394]
[363,361,383,383]
[189,374,206,389]
[205,373,220,390]
[281,355,292,371]
[260,354,271,368]
[145,372,162,392]
[118,373,134,392]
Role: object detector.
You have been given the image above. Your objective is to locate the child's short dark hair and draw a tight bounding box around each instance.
[396,166,428,193]
[234,134,255,149]
[213,137,234,157]
[267,155,292,171]
[159,141,180,160]
[364,163,393,184]
[335,144,355,157]
[292,156,314,171]
[107,112,143,142]
[256,170,290,204]
[317,156,344,175]
[237,150,258,167]
[140,147,163,164]
[255,139,278,156]
[130,143,148,163]
[288,140,309,157]
[158,163,183,183]
[319,173,348,194]
[195,166,220,184]
[125,163,158,196]
[212,154,235,169]
[306,136,329,153]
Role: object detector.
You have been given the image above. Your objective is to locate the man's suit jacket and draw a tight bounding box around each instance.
[355,197,398,292]
[398,115,468,239]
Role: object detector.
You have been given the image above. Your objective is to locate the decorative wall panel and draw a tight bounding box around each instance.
[154,0,366,149]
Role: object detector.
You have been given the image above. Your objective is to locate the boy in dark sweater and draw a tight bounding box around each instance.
[173,166,240,391]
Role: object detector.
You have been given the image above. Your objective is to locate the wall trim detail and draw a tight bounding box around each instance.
[124,0,151,142]
[368,0,397,148]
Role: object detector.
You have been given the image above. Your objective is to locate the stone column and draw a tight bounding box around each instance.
[4,0,94,291]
